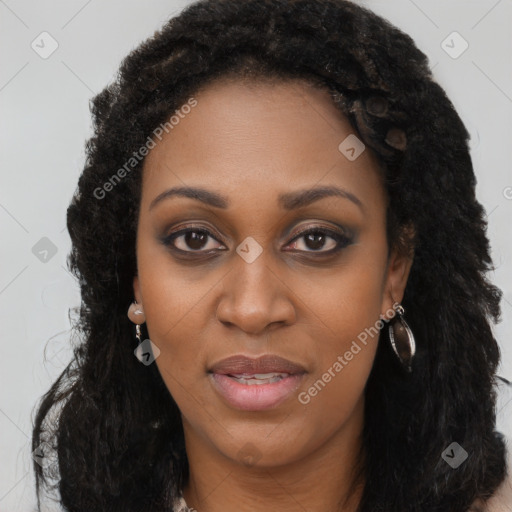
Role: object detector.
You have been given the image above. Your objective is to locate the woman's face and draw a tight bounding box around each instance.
[132,78,412,469]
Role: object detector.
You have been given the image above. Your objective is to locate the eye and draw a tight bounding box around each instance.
[163,226,225,253]
[286,226,352,253]
[161,224,353,255]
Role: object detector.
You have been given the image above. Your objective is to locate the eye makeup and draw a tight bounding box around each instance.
[158,221,357,261]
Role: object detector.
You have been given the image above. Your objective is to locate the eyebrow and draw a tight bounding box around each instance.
[148,185,364,212]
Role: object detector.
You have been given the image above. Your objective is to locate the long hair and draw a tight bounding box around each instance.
[32,1,508,510]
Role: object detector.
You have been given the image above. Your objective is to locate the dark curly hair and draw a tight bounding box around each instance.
[31,0,509,510]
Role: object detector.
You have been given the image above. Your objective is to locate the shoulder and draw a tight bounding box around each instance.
[470,376,512,512]
[470,469,512,512]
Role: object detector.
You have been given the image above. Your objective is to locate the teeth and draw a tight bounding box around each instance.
[230,372,289,379]
[228,372,289,385]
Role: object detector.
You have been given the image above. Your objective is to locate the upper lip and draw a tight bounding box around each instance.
[208,354,307,375]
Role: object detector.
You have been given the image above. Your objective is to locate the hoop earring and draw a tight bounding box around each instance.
[135,324,142,345]
[388,302,416,373]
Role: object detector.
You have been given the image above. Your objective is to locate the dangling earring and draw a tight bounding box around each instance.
[388,302,416,373]
[128,300,145,345]
[135,324,142,345]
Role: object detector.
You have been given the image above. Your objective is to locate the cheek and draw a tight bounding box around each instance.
[136,228,213,340]
[295,243,387,414]
[140,281,211,390]
[134,239,211,388]
[295,240,387,349]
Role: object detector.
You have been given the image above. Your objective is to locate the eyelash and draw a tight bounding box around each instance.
[161,224,353,256]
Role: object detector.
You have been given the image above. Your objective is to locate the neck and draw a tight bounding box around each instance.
[181,396,366,512]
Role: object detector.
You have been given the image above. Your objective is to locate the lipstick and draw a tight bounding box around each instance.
[208,354,306,411]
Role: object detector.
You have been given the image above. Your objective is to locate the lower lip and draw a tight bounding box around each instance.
[209,373,305,411]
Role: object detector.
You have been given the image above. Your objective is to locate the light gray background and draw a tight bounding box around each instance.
[1,1,511,510]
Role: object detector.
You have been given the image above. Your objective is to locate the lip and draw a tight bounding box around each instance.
[208,354,307,411]
[208,354,307,375]
[209,372,305,411]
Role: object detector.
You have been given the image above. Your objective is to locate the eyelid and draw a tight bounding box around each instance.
[288,223,349,240]
[162,221,352,254]
[284,225,352,253]
[162,224,227,252]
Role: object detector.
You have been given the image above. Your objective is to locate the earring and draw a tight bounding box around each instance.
[135,324,142,344]
[128,300,146,345]
[388,302,416,373]
[128,300,144,317]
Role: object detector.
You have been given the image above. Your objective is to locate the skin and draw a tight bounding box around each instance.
[128,78,414,512]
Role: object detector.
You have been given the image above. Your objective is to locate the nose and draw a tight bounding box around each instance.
[215,253,296,336]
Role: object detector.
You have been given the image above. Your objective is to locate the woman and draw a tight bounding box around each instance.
[31,0,512,511]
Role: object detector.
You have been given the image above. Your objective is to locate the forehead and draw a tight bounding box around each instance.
[140,78,384,212]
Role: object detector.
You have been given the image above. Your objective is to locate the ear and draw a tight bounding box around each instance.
[381,244,414,317]
[133,275,143,304]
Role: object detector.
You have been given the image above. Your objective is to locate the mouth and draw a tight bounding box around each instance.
[207,354,307,411]
[222,372,292,385]
[208,353,307,375]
